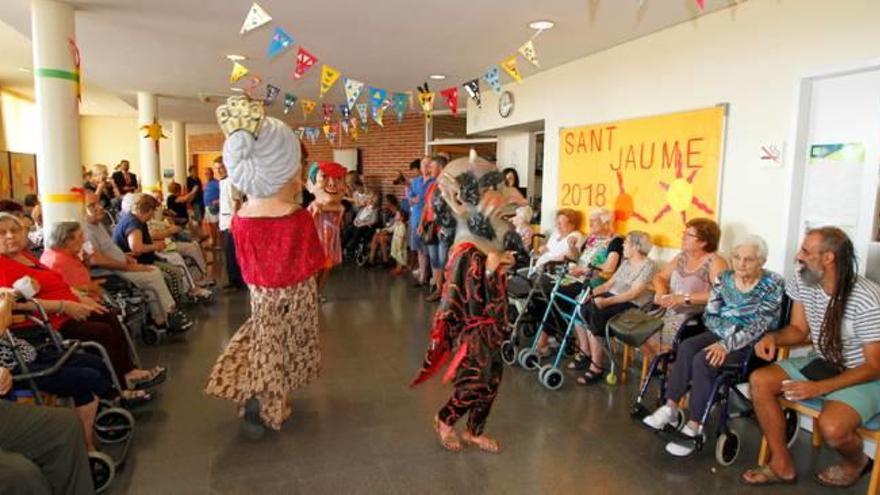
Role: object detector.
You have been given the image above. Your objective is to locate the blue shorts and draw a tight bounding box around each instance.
[410,226,424,251]
[427,242,449,270]
[777,353,880,424]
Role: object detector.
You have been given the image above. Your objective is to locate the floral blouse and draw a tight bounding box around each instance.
[703,269,785,352]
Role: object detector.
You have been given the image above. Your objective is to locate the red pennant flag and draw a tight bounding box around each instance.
[439,87,459,117]
[293,47,318,80]
[696,0,705,9]
[322,103,335,122]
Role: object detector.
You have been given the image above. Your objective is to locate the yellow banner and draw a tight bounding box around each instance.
[558,106,726,248]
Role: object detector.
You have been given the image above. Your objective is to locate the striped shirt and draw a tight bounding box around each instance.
[786,273,880,368]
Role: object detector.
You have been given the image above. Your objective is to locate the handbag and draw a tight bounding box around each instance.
[606,307,665,348]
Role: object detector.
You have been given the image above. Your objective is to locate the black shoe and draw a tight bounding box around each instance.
[242,398,266,440]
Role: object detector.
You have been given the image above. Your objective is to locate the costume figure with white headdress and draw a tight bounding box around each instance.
[410,151,526,454]
[205,97,325,438]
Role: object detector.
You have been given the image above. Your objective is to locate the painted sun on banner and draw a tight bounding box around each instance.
[557,105,727,248]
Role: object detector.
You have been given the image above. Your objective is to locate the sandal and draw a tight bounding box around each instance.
[576,369,604,386]
[567,353,591,370]
[461,430,501,454]
[816,457,873,488]
[740,465,797,486]
[127,367,167,390]
[433,415,461,452]
[120,389,153,408]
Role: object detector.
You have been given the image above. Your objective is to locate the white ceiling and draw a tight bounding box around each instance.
[0,0,744,123]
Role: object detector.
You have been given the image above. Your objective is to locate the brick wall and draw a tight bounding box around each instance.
[188,114,427,199]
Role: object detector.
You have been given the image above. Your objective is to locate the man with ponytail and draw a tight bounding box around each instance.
[742,227,880,488]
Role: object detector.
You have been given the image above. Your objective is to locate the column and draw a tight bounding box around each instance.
[31,0,82,228]
[137,91,161,193]
[171,120,187,184]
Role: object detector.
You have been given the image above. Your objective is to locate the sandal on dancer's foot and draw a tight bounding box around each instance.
[461,431,501,454]
[816,457,873,488]
[739,465,797,486]
[120,389,153,408]
[433,415,461,452]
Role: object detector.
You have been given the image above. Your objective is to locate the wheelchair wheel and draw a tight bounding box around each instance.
[517,348,539,370]
[784,409,799,447]
[674,408,687,432]
[501,341,517,366]
[89,451,115,493]
[355,247,368,267]
[540,367,564,390]
[95,407,135,444]
[714,430,741,466]
[142,327,160,346]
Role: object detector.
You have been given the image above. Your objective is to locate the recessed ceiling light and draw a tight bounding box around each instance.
[17,67,31,73]
[429,74,446,80]
[226,54,247,62]
[230,87,245,93]
[528,20,555,30]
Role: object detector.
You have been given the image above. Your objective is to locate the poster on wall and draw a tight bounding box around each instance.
[9,152,37,201]
[558,105,726,248]
[0,153,11,199]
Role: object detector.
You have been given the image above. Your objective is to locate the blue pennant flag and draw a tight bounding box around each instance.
[393,93,408,123]
[483,66,502,95]
[369,87,387,109]
[339,104,351,120]
[267,27,294,59]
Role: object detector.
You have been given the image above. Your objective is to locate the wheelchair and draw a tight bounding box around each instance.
[95,271,190,346]
[622,298,799,466]
[8,301,136,493]
[344,227,375,267]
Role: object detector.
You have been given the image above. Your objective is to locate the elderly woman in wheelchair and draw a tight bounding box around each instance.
[642,235,784,456]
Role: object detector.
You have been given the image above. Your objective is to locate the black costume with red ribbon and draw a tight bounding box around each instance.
[411,242,508,435]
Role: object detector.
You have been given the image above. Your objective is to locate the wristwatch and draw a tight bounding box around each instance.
[684,294,692,305]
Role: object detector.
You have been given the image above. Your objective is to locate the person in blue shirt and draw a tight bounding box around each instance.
[202,167,221,249]
[407,157,432,286]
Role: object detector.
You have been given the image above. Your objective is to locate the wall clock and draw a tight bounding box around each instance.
[498,91,514,118]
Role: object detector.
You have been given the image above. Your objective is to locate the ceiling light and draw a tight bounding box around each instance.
[528,20,555,30]
[230,87,244,93]
[17,67,31,73]
[226,54,247,62]
[429,74,446,80]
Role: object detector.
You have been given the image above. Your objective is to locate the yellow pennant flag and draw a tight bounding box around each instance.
[230,62,249,84]
[501,56,522,82]
[319,65,341,98]
[418,91,435,121]
[349,118,359,141]
[301,99,317,119]
[518,40,540,67]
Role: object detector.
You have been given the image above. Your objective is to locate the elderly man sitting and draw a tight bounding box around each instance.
[82,193,191,333]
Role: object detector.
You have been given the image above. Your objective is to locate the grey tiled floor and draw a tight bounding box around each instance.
[111,266,864,494]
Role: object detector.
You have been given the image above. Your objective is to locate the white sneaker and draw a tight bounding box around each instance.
[642,405,679,431]
[665,424,704,457]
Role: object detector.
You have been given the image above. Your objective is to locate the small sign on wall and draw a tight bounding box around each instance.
[760,143,784,167]
[162,169,175,179]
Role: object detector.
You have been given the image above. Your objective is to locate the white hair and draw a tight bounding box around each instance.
[515,205,533,223]
[733,234,769,261]
[589,208,612,224]
[120,193,142,214]
[223,116,301,199]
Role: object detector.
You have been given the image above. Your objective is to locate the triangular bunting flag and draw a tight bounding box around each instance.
[267,27,294,59]
[393,93,408,123]
[501,56,522,83]
[344,78,365,109]
[305,127,320,145]
[518,40,540,68]
[484,66,502,94]
[265,84,281,105]
[319,65,341,98]
[301,99,317,119]
[349,119,359,140]
[369,87,387,109]
[294,127,304,140]
[372,106,387,127]
[339,104,351,120]
[696,0,705,10]
[323,123,335,144]
[439,87,459,117]
[355,103,369,125]
[240,3,272,34]
[293,48,318,80]
[322,103,334,122]
[230,62,249,83]
[283,93,297,114]
[417,86,435,121]
[340,119,350,135]
[463,79,482,108]
[244,76,263,97]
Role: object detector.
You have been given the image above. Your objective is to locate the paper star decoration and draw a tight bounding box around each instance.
[140,118,167,142]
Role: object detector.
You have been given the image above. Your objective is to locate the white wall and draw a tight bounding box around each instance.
[467,0,880,273]
[496,131,533,192]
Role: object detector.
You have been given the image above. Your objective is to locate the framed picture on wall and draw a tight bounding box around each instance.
[0,152,11,199]
[9,152,38,201]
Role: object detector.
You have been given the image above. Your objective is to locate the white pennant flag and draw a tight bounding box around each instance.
[344,78,365,110]
[240,3,272,34]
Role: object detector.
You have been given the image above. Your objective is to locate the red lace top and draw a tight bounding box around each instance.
[0,252,78,329]
[231,208,326,288]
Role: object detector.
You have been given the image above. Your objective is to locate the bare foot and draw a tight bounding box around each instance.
[461,430,501,454]
[433,415,461,452]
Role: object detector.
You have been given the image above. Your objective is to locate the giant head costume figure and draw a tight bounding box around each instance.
[306,162,347,210]
[433,151,527,255]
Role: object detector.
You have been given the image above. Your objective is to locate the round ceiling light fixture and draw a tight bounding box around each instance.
[528,20,555,31]
[225,54,247,62]
[429,74,447,80]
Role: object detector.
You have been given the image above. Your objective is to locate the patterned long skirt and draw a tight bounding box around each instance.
[204,278,321,430]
